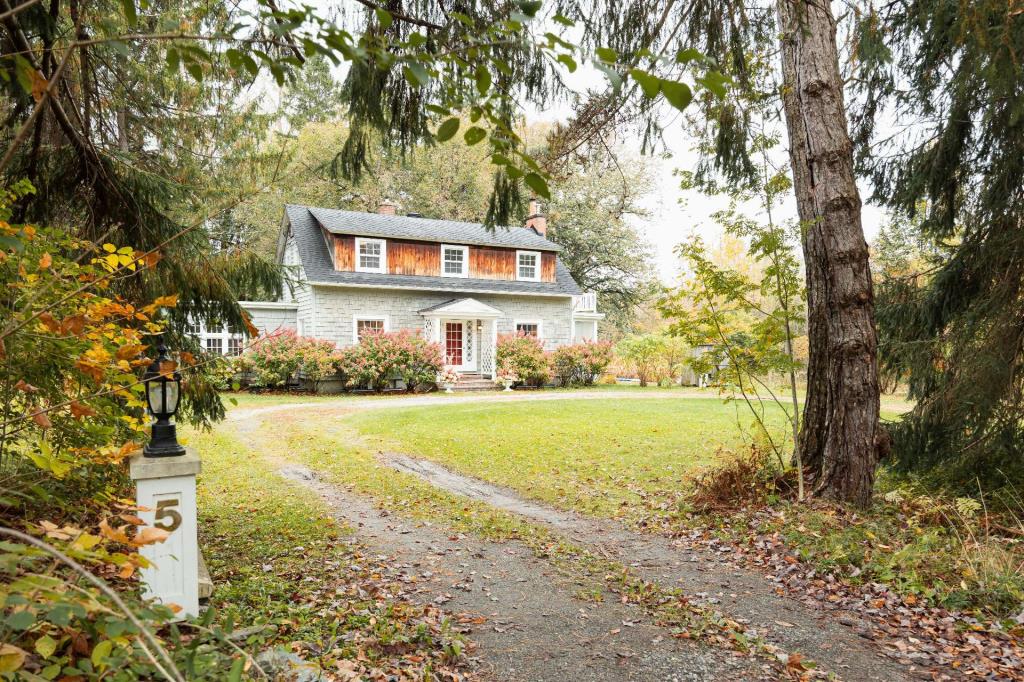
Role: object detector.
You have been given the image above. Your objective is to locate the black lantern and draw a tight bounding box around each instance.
[143,336,185,457]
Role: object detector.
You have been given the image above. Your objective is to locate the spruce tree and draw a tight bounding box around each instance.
[851,0,1024,486]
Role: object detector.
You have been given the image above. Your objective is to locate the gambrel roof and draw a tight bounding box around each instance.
[281,204,582,297]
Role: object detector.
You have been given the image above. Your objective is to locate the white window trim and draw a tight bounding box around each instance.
[516,250,541,282]
[352,314,390,344]
[355,237,387,273]
[513,319,543,339]
[440,243,469,278]
[186,318,244,356]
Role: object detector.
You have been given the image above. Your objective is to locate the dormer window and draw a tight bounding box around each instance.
[516,250,541,281]
[441,244,469,278]
[356,238,386,273]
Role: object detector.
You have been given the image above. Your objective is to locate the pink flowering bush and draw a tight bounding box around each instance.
[349,330,445,393]
[295,337,345,391]
[551,340,614,387]
[496,333,550,387]
[242,329,305,388]
[239,329,444,392]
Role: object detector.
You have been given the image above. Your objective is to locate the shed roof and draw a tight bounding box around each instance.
[306,206,561,252]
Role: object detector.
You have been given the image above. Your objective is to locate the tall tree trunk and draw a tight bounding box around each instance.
[776,0,881,506]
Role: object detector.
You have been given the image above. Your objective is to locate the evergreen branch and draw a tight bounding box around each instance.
[351,0,443,30]
[0,0,39,22]
[0,24,76,174]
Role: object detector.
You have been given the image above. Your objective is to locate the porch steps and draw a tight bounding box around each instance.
[454,373,495,392]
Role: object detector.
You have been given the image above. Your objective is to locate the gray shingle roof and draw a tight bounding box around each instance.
[284,205,581,297]
[306,206,562,252]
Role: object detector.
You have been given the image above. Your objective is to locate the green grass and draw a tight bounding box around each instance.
[346,397,789,519]
[185,425,471,677]
[250,412,795,669]
[271,394,1017,618]
[263,412,539,541]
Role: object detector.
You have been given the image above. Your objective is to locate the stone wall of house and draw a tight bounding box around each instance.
[308,285,574,349]
[243,306,297,336]
[282,234,314,336]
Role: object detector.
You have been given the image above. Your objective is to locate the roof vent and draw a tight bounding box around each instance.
[406,212,423,218]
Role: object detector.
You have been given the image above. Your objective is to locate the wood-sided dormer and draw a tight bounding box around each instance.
[327,235,557,283]
[312,200,562,284]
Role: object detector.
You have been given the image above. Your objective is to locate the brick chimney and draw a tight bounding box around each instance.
[525,198,547,237]
[378,199,397,216]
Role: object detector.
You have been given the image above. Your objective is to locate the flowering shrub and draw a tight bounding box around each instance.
[582,340,615,381]
[550,345,582,387]
[243,329,304,388]
[550,340,614,387]
[496,334,549,387]
[350,330,445,393]
[295,337,344,390]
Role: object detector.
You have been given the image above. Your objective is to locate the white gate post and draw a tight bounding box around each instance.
[129,449,201,619]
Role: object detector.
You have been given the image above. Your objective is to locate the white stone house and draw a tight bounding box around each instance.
[233,200,603,379]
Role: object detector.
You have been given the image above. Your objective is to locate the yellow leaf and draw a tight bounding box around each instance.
[71,533,102,551]
[35,634,57,659]
[102,243,117,253]
[152,294,178,308]
[0,644,27,673]
[91,639,112,668]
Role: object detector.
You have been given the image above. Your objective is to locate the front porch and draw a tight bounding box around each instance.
[419,298,501,380]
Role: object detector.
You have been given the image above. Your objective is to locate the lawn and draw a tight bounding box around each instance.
[317,395,1023,616]
[184,425,472,678]
[347,397,790,518]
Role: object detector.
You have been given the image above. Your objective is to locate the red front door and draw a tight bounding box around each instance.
[445,322,463,366]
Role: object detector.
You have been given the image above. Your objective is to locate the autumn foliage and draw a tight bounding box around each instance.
[0,183,240,678]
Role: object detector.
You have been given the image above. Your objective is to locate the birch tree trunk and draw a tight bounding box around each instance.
[776,0,881,506]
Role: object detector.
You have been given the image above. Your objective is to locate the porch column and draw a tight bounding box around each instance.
[490,318,498,380]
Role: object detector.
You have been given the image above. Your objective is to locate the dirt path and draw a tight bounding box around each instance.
[224,401,920,681]
[227,412,768,681]
[380,453,916,682]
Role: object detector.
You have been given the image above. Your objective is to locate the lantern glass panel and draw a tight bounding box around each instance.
[164,380,179,414]
[147,380,166,415]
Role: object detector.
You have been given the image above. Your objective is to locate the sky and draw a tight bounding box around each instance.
[524,65,891,285]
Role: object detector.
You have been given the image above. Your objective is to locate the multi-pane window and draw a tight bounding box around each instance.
[356,238,386,272]
[204,337,223,354]
[515,322,539,338]
[355,317,387,342]
[227,337,243,356]
[442,245,468,277]
[517,251,540,281]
